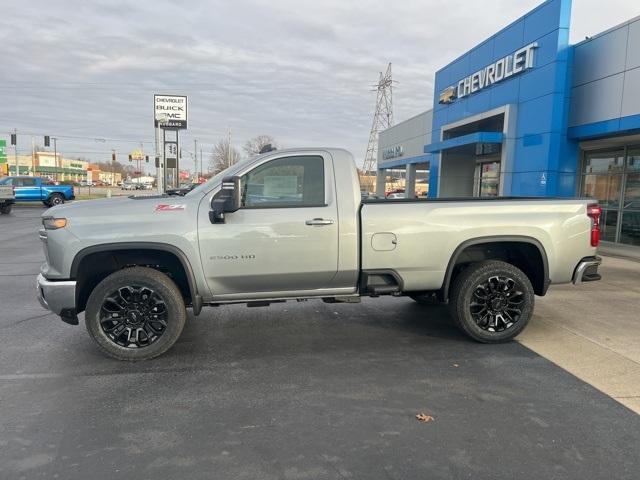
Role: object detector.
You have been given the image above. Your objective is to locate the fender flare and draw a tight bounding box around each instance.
[441,235,550,300]
[70,242,203,315]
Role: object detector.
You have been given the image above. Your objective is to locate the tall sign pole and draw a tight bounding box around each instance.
[154,94,187,192]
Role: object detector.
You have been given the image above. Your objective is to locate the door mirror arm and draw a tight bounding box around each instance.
[209,176,241,224]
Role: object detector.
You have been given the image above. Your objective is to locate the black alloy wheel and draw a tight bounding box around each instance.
[85,266,186,361]
[99,285,168,348]
[449,260,534,343]
[469,275,524,332]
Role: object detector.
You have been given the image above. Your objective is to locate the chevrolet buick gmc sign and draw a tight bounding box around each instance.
[154,95,188,129]
[439,42,538,104]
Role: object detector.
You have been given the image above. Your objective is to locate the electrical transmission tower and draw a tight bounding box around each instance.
[362,63,394,191]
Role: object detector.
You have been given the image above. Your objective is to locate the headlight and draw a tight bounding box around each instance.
[42,217,67,230]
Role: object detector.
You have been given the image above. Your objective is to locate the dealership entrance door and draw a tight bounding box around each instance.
[476,158,501,197]
[435,110,507,198]
[439,143,502,197]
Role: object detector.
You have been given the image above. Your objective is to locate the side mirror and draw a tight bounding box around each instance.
[209,176,241,224]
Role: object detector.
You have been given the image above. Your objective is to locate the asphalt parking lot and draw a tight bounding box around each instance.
[1,206,639,480]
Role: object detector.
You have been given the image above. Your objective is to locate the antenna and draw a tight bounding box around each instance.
[362,63,394,192]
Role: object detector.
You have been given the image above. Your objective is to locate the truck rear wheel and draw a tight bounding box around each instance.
[449,260,534,343]
[85,266,186,361]
[48,193,64,206]
[0,204,12,214]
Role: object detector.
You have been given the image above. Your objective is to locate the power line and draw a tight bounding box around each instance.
[0,129,155,145]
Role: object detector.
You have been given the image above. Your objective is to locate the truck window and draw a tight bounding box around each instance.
[20,178,37,187]
[241,155,325,208]
[0,177,13,185]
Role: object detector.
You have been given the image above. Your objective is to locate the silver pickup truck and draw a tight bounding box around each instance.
[0,183,15,214]
[36,148,602,360]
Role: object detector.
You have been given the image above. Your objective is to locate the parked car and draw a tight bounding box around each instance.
[120,182,139,191]
[0,176,74,207]
[0,182,15,214]
[386,192,406,199]
[36,148,602,360]
[166,183,198,196]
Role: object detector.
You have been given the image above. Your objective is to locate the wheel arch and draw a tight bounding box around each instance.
[441,235,550,301]
[70,242,203,316]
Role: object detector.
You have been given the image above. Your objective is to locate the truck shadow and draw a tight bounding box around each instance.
[171,299,479,363]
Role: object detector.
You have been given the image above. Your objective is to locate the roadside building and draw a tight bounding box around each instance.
[4,152,88,182]
[87,164,122,185]
[377,0,640,246]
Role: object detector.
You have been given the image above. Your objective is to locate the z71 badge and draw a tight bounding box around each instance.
[155,204,186,212]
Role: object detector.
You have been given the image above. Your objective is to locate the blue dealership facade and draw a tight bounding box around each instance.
[376,0,640,246]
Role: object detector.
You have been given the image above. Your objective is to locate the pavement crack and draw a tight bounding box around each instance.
[1,312,55,329]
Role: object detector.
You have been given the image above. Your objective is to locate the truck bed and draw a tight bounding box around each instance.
[360,197,596,292]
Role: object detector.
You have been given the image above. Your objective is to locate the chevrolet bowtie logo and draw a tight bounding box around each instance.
[439,85,457,104]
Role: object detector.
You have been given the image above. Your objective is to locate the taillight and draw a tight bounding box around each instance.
[587,204,601,247]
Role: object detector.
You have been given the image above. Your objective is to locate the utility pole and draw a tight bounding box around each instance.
[200,148,203,180]
[111,149,116,186]
[194,138,198,180]
[52,137,58,183]
[13,129,18,176]
[31,136,35,176]
[363,63,394,193]
[227,128,232,168]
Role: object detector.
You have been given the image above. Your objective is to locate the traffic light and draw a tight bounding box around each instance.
[145,155,149,163]
[128,155,133,162]
[10,133,17,145]
[44,136,50,147]
[112,152,116,162]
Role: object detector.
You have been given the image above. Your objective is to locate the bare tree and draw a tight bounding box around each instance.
[243,135,278,158]
[209,138,240,174]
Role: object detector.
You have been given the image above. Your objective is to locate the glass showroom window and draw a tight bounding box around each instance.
[621,148,640,246]
[581,146,640,246]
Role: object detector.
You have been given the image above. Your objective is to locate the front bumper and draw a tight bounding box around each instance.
[37,273,76,315]
[572,256,602,285]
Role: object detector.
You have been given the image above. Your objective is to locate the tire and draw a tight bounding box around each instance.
[408,293,439,305]
[85,266,187,361]
[48,193,64,206]
[449,260,534,343]
[0,204,12,215]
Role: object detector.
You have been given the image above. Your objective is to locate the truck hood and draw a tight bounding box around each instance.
[41,194,191,218]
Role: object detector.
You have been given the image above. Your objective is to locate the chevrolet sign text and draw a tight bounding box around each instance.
[439,42,538,104]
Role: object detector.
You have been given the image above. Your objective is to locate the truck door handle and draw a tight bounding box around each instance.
[305,218,334,226]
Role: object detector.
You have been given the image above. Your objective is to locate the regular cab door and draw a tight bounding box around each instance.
[198,153,339,298]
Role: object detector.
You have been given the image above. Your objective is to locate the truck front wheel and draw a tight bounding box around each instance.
[449,260,534,343]
[85,266,187,361]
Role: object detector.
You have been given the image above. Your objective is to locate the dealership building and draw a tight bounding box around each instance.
[376,0,640,246]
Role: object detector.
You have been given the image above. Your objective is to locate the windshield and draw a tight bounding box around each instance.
[186,154,260,197]
[0,177,10,185]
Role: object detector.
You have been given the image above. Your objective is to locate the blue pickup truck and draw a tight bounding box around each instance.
[0,176,75,206]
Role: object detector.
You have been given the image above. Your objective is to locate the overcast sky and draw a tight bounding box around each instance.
[2,0,638,170]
